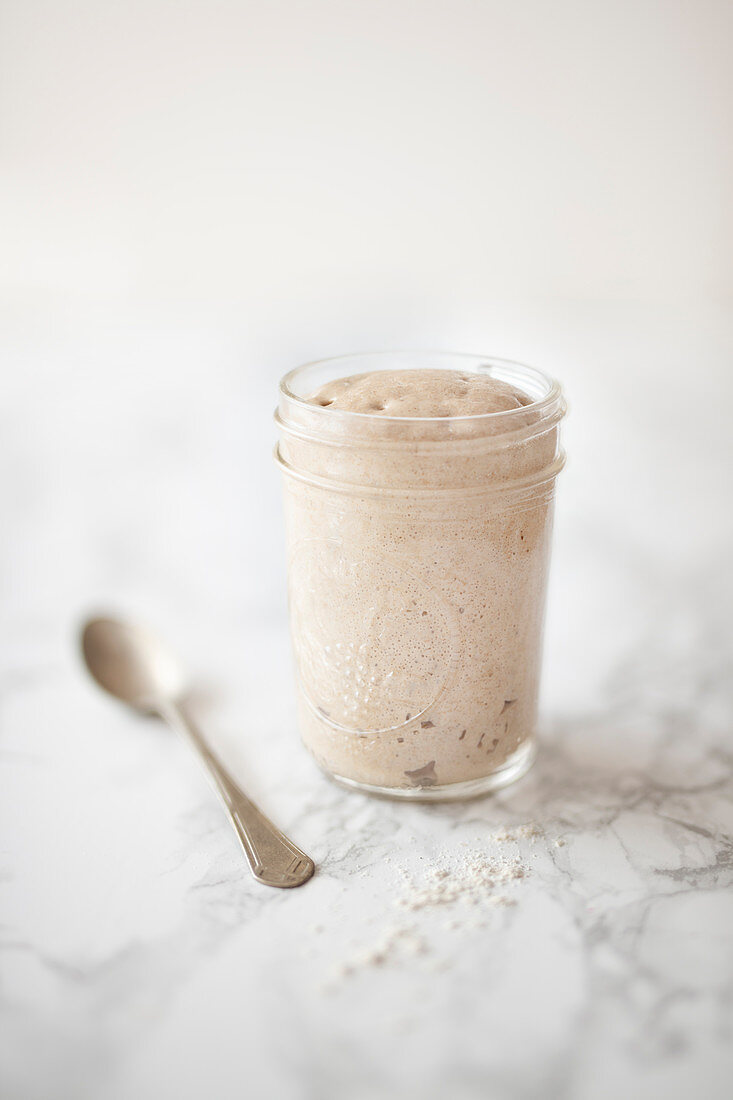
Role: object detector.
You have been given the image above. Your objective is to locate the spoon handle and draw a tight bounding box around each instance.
[160,702,314,888]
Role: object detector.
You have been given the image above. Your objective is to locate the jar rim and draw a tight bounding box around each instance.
[279,351,563,426]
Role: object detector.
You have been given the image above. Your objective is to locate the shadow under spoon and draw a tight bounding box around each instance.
[80,615,315,888]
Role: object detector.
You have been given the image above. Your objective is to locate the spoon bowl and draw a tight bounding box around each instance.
[81,616,185,711]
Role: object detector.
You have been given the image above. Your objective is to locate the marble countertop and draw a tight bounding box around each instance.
[2,302,732,1100]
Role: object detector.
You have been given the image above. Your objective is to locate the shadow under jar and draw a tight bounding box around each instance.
[275,352,566,801]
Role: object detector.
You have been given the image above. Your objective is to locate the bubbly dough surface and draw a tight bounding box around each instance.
[283,365,557,792]
[308,369,531,418]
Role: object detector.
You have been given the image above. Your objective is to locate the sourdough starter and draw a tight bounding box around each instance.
[277,363,565,797]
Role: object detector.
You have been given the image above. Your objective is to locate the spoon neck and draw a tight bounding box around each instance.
[154,697,182,723]
[156,697,193,737]
[156,697,214,764]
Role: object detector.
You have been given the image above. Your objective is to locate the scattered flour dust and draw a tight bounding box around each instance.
[324,844,529,989]
[395,851,525,913]
[493,822,545,843]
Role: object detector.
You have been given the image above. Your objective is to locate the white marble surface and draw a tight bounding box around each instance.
[2,302,733,1100]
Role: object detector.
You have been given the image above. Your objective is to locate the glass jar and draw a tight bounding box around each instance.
[275,352,566,800]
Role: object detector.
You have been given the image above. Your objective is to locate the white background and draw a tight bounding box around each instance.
[2,3,733,1099]
[2,0,732,305]
[2,0,732,644]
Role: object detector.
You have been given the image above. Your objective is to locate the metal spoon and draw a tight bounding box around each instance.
[80,615,314,888]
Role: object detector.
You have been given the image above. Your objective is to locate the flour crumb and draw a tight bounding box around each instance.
[396,853,525,913]
[323,848,527,991]
[492,823,545,843]
[333,925,427,981]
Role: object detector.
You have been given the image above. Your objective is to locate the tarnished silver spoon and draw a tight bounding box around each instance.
[80,615,314,888]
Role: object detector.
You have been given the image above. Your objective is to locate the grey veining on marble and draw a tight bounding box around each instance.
[1,305,732,1100]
